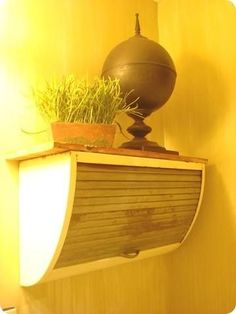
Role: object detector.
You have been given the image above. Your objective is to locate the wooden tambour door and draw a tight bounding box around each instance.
[56,162,202,267]
[17,147,206,286]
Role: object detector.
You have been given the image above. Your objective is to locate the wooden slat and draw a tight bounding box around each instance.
[75,187,200,198]
[56,208,195,267]
[74,192,200,207]
[70,204,197,224]
[63,229,185,256]
[76,180,201,189]
[61,228,189,256]
[64,213,195,245]
[57,229,186,267]
[76,164,201,182]
[56,226,187,268]
[77,172,201,182]
[68,208,196,234]
[65,222,191,244]
[73,198,199,214]
[77,163,200,175]
[66,215,195,238]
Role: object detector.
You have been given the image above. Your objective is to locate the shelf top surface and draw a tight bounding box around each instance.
[6,141,207,164]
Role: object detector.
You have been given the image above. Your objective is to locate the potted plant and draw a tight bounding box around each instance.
[33,75,139,147]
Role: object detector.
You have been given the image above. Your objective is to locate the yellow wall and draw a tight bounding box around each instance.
[157,0,236,313]
[0,0,163,154]
[2,0,235,313]
[0,1,167,313]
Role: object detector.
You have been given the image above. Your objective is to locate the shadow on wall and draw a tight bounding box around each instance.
[163,164,236,313]
[160,49,236,312]
[163,53,229,156]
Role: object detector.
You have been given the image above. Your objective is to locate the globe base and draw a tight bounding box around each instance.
[120,138,179,155]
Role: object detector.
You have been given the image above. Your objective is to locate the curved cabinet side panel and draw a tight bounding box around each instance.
[19,153,75,286]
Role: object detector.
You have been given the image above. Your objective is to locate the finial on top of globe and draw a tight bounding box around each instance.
[102,13,177,154]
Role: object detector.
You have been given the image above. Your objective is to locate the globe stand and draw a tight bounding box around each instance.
[120,114,179,155]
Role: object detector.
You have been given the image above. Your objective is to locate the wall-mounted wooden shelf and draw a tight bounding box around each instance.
[10,143,206,286]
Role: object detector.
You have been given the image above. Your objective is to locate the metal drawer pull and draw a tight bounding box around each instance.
[120,250,140,259]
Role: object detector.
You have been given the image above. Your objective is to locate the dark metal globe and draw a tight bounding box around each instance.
[101,14,177,152]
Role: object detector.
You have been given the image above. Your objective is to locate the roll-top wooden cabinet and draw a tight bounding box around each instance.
[14,144,206,286]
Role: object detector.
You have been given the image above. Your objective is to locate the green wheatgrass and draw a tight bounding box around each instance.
[33,75,140,124]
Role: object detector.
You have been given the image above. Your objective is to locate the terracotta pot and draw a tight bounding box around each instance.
[51,122,116,148]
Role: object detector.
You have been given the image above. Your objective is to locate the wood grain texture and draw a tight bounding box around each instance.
[8,141,208,164]
[56,163,202,268]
